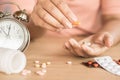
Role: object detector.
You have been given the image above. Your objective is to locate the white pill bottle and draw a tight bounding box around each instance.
[0,47,26,74]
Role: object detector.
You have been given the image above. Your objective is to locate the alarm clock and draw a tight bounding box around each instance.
[0,2,30,51]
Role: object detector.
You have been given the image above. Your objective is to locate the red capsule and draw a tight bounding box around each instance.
[92,62,99,68]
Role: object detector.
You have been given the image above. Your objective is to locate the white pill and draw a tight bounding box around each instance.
[46,62,51,65]
[35,64,40,68]
[66,61,72,64]
[41,69,47,73]
[41,63,47,68]
[36,71,45,76]
[34,60,40,64]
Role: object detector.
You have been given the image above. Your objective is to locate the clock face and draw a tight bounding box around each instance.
[0,18,29,51]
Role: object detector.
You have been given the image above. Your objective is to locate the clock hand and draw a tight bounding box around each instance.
[0,27,8,36]
[7,24,11,36]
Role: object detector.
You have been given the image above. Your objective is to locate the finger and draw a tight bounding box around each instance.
[31,12,57,31]
[93,34,104,45]
[65,42,77,56]
[69,39,87,57]
[103,33,113,47]
[41,0,72,29]
[35,4,65,29]
[51,0,78,22]
[81,44,108,57]
[82,45,100,57]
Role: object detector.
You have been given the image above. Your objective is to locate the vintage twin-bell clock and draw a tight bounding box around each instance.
[0,2,30,51]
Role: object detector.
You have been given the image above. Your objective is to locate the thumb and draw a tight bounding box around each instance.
[103,32,113,47]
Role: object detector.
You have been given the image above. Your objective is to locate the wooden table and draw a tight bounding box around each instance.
[0,26,120,80]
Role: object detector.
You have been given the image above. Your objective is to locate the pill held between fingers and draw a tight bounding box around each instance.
[72,21,80,26]
[66,61,72,64]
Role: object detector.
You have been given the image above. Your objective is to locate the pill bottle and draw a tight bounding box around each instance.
[0,47,26,74]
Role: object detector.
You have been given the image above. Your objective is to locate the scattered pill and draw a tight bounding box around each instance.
[118,59,120,62]
[35,64,40,68]
[46,62,51,65]
[21,72,27,76]
[21,69,31,76]
[36,71,45,76]
[41,63,47,68]
[87,61,93,65]
[34,60,40,64]
[82,61,100,68]
[92,62,99,68]
[66,61,72,64]
[41,69,47,73]
[117,62,120,65]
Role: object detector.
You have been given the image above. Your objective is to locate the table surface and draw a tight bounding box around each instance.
[0,26,120,80]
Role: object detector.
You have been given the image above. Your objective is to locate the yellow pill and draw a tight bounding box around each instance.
[35,64,40,68]
[72,21,80,26]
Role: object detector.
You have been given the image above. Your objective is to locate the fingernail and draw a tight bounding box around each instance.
[73,40,80,47]
[69,39,74,45]
[108,39,113,47]
[68,13,78,22]
[66,22,72,29]
[65,42,69,48]
[82,45,87,50]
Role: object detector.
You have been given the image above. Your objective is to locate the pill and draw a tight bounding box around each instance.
[21,69,31,75]
[92,62,99,68]
[87,61,93,65]
[21,72,27,76]
[87,42,92,46]
[118,59,120,62]
[34,60,40,64]
[72,21,80,26]
[46,62,51,65]
[36,71,45,76]
[41,63,47,68]
[117,62,120,65]
[26,70,31,74]
[41,69,47,73]
[35,64,40,68]
[66,61,72,64]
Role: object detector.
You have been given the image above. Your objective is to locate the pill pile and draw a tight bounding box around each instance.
[21,60,73,76]
[82,59,120,68]
[82,61,100,68]
[21,60,51,76]
[21,58,120,76]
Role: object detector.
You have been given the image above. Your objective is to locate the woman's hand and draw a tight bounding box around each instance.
[31,0,78,31]
[65,32,113,57]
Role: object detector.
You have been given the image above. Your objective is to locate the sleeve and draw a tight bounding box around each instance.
[101,0,120,15]
[0,0,36,13]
